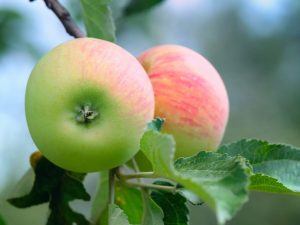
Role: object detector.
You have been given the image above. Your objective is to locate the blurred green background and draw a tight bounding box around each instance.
[0,0,299,224]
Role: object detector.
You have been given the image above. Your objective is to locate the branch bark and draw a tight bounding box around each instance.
[30,0,85,38]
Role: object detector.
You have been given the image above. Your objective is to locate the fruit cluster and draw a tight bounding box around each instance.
[25,38,229,172]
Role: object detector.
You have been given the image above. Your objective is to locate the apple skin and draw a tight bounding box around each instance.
[137,45,229,160]
[25,38,154,172]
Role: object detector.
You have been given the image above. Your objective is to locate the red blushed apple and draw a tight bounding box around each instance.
[138,45,229,159]
[25,38,155,172]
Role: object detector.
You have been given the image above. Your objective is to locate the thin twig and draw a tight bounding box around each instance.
[108,168,116,204]
[132,157,144,183]
[30,0,85,38]
[119,171,156,180]
[124,181,177,193]
[131,157,140,173]
[116,167,176,192]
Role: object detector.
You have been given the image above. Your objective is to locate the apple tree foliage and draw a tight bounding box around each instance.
[0,215,5,225]
[6,1,300,225]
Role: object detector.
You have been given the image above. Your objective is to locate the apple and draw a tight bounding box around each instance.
[25,38,155,172]
[137,45,229,160]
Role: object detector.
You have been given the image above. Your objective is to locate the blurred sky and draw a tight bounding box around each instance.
[0,0,73,192]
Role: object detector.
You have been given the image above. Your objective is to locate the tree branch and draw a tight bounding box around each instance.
[109,168,116,204]
[30,0,85,38]
[117,170,156,180]
[123,181,177,193]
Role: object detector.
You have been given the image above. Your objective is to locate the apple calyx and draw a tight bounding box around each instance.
[76,104,99,124]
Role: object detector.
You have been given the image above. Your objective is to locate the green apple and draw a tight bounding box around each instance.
[137,45,229,162]
[25,38,154,172]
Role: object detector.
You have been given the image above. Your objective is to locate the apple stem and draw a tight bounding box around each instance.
[123,181,177,193]
[131,157,144,183]
[131,157,140,173]
[116,167,149,181]
[108,168,116,204]
[116,167,176,193]
[119,171,156,180]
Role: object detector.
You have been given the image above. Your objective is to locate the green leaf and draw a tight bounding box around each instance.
[124,0,165,16]
[218,139,300,193]
[113,183,165,225]
[115,182,143,224]
[140,131,175,176]
[0,214,6,225]
[151,181,189,225]
[91,171,109,224]
[250,174,300,195]
[146,118,165,131]
[174,152,250,224]
[109,204,132,225]
[135,118,166,171]
[6,169,35,199]
[80,0,116,42]
[140,130,251,224]
[8,156,90,225]
[0,9,22,53]
[177,189,203,205]
[92,175,144,225]
[141,190,164,225]
[0,8,41,57]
